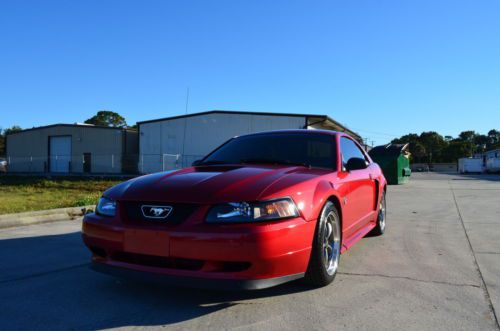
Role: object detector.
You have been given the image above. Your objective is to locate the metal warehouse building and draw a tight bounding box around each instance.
[6,124,138,174]
[137,110,361,173]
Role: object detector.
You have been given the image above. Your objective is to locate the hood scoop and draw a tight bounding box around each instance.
[194,165,244,172]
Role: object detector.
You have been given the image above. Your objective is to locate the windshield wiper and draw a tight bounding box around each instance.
[239,158,311,168]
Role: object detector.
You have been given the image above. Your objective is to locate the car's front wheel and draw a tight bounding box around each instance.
[304,201,341,287]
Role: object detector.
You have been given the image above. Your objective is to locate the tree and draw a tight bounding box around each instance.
[487,129,500,150]
[84,110,127,127]
[458,130,476,142]
[443,141,470,163]
[419,131,447,162]
[3,125,22,135]
[409,142,427,163]
[473,134,489,153]
[455,130,490,156]
[390,129,499,163]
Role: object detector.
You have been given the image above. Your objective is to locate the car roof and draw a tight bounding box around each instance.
[235,129,341,138]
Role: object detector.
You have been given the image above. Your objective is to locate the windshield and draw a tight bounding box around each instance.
[201,133,337,170]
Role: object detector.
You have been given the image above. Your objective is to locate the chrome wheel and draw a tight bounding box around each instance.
[378,195,386,232]
[323,212,341,276]
[305,201,341,286]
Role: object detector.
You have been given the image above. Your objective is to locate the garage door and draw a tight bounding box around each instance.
[50,136,71,173]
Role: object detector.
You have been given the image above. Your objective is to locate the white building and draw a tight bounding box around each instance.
[485,149,500,173]
[458,158,483,174]
[137,110,361,173]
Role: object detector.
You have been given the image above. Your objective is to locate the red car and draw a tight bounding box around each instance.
[82,130,387,289]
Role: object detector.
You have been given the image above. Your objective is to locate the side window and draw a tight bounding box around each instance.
[340,137,367,169]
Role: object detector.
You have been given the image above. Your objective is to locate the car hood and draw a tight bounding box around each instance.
[106,165,329,204]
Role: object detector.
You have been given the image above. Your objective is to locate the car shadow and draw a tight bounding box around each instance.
[0,231,315,330]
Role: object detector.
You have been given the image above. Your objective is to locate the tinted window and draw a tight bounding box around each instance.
[340,137,367,168]
[202,133,336,169]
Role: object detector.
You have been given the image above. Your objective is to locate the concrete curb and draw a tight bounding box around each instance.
[0,205,95,229]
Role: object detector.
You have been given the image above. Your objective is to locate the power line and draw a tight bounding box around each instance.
[350,127,401,138]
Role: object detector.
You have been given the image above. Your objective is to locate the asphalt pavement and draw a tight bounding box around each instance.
[0,172,499,330]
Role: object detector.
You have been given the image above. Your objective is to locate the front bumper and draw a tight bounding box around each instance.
[82,212,315,289]
[91,261,304,290]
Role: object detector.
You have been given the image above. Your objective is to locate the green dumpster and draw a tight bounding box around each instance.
[368,143,411,185]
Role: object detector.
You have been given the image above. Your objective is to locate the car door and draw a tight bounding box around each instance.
[339,137,377,237]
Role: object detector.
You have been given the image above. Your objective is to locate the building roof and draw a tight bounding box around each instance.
[6,123,137,136]
[137,110,361,141]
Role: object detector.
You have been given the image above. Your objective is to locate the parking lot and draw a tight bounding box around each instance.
[0,172,499,330]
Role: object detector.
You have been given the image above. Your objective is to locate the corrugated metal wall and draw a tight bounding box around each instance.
[122,130,139,174]
[139,113,306,173]
[6,126,126,173]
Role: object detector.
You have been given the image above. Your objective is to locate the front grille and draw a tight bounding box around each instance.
[112,252,204,271]
[121,201,198,224]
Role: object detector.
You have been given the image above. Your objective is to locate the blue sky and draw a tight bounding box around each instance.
[1,0,499,145]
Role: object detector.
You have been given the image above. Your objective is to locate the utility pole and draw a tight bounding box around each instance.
[181,86,190,167]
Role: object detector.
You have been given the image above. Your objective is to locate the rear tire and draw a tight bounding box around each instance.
[369,191,386,236]
[304,201,341,287]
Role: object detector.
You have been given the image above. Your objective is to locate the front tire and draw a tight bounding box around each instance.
[304,201,341,287]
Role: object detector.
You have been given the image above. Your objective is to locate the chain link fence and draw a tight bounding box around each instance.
[138,154,205,174]
[5,153,206,175]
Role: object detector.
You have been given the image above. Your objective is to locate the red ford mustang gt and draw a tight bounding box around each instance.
[82,130,387,290]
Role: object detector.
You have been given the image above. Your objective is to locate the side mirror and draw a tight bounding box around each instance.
[192,159,202,166]
[345,157,368,171]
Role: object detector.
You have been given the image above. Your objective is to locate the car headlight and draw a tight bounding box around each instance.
[206,198,299,223]
[96,197,116,217]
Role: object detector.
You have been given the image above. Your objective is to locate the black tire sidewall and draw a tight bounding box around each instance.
[379,191,386,234]
[305,201,341,286]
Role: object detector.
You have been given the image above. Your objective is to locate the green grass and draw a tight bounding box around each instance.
[0,176,124,215]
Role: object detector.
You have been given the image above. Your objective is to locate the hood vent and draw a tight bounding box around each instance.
[194,165,243,172]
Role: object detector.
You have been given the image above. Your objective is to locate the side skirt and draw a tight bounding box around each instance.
[341,221,376,253]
